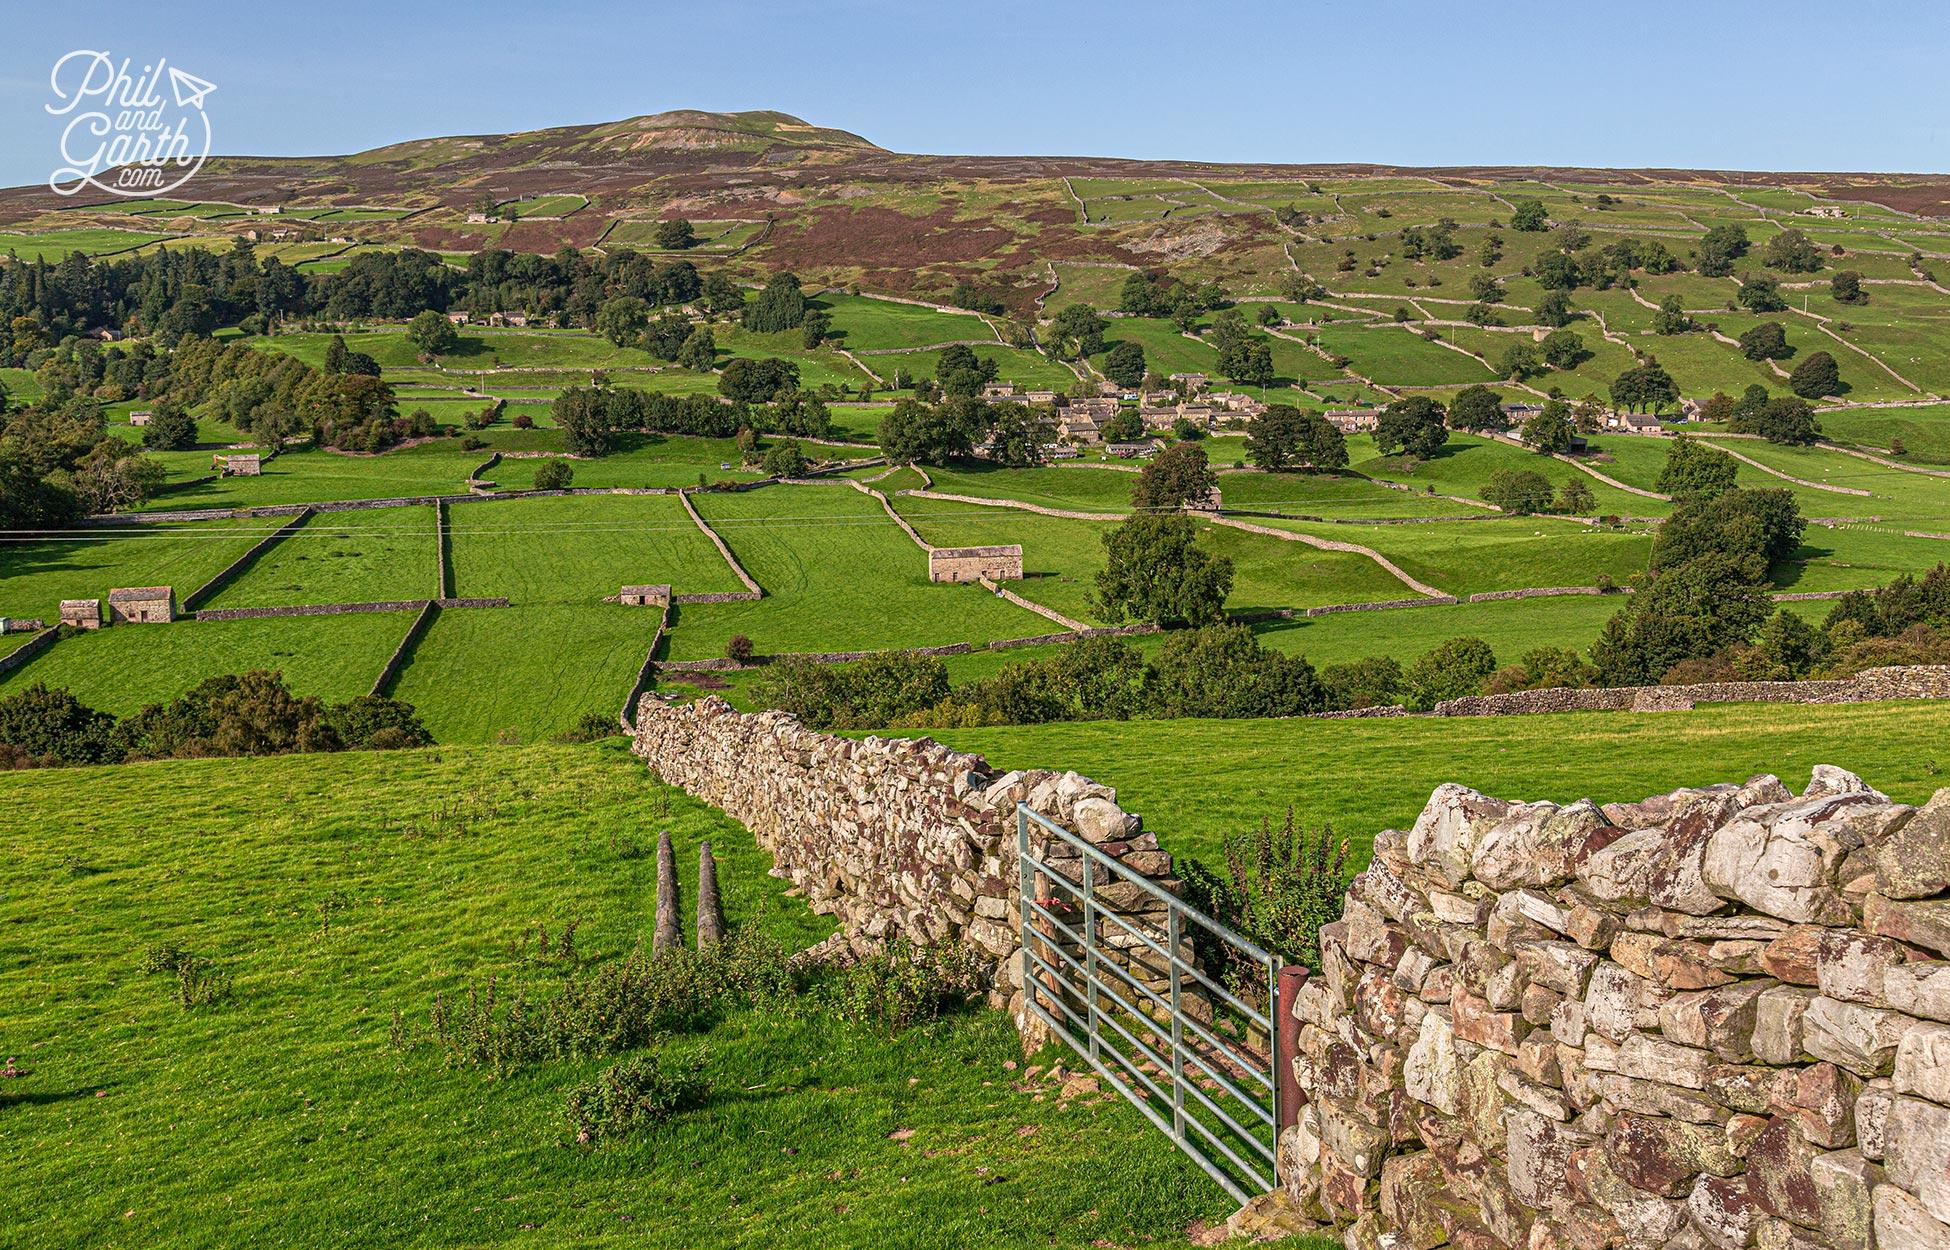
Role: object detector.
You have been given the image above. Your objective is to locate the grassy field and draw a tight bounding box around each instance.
[449,494,748,604]
[0,744,1232,1249]
[388,605,657,743]
[816,293,998,351]
[0,611,412,714]
[130,440,517,511]
[0,518,286,621]
[936,700,1950,867]
[0,228,180,259]
[666,487,1046,660]
[201,507,439,609]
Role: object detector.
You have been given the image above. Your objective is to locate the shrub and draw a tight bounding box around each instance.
[0,683,121,765]
[820,938,983,1032]
[551,712,623,744]
[1404,636,1499,709]
[564,1053,709,1145]
[1180,809,1348,977]
[460,435,487,451]
[511,412,534,429]
[725,635,755,664]
[532,460,574,491]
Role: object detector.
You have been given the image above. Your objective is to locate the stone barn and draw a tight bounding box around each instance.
[107,586,175,624]
[59,599,101,629]
[619,584,671,606]
[927,545,1023,584]
[215,453,262,476]
[129,410,152,426]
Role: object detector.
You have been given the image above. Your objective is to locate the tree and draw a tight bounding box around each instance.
[1520,400,1573,454]
[533,459,574,490]
[0,683,121,764]
[1119,271,1164,316]
[1788,350,1841,399]
[1697,224,1751,277]
[1218,336,1274,387]
[1093,514,1233,627]
[676,325,716,372]
[1534,253,1582,291]
[1511,200,1548,232]
[1104,340,1147,388]
[323,334,348,375]
[1611,363,1679,414]
[595,296,650,348]
[1658,434,1739,499]
[761,439,808,479]
[1448,384,1506,433]
[1247,404,1344,472]
[408,309,459,356]
[1498,340,1543,380]
[1320,655,1404,711]
[1738,321,1792,361]
[1738,276,1788,313]
[1468,273,1505,304]
[1652,294,1692,335]
[1100,409,1144,443]
[1763,228,1824,274]
[743,272,807,334]
[1654,487,1805,572]
[141,401,198,452]
[1481,468,1556,514]
[654,218,697,250]
[1831,270,1866,304]
[1141,624,1327,719]
[701,272,746,318]
[985,403,1051,468]
[1131,442,1217,511]
[1171,417,1205,442]
[1047,304,1107,358]
[1374,396,1448,459]
[1591,553,1773,685]
[1540,329,1589,369]
[642,311,693,361]
[1533,289,1575,327]
[1732,395,1822,445]
[1555,477,1595,514]
[800,309,831,349]
[1404,637,1498,709]
[718,357,800,404]
[553,388,617,457]
[877,397,981,465]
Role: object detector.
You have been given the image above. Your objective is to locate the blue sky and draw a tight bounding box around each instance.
[2,0,1945,189]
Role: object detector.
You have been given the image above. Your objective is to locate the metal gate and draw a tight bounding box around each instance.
[1016,804,1296,1205]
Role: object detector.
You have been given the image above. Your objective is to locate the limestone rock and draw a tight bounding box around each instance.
[1809,1147,1882,1250]
[1887,962,1950,1024]
[1747,1117,1824,1227]
[1661,979,1775,1063]
[1754,985,1818,1066]
[1770,1061,1863,1149]
[1816,930,1914,1006]
[1804,765,1888,802]
[1605,1113,1741,1196]
[1857,1079,1895,1161]
[1865,894,1950,960]
[1410,783,1518,888]
[1760,927,1827,986]
[1878,788,1950,899]
[1804,995,1919,1077]
[1586,960,1670,1042]
[1611,931,1737,990]
[1688,1173,1759,1250]
[1895,1022,1950,1107]
[1886,1095,1950,1225]
[1875,1182,1950,1250]
[1472,798,1608,891]
[1704,793,1884,925]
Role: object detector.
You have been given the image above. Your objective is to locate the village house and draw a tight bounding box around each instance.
[129,411,152,426]
[1208,391,1269,416]
[108,587,175,625]
[1806,205,1847,219]
[1326,408,1380,433]
[466,212,491,224]
[1138,408,1178,432]
[1604,411,1669,435]
[1499,402,1545,421]
[257,205,284,216]
[981,382,1016,399]
[59,599,101,630]
[1188,485,1222,512]
[927,545,1023,583]
[1168,372,1209,389]
[1021,390,1058,404]
[619,585,671,607]
[0,617,42,634]
[489,311,529,328]
[1043,445,1082,460]
[215,453,262,476]
[1106,438,1165,459]
[1056,414,1103,444]
[446,311,471,326]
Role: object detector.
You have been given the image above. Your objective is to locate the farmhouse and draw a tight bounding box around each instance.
[489,311,529,327]
[619,584,672,606]
[1604,411,1668,434]
[215,453,262,476]
[59,599,102,630]
[1188,485,1222,512]
[981,382,1016,399]
[129,410,152,426]
[466,212,491,224]
[257,205,283,215]
[1168,372,1209,388]
[927,545,1023,583]
[108,587,176,625]
[0,617,43,634]
[1806,205,1847,218]
[1326,408,1380,433]
[1021,390,1058,404]
[1055,414,1102,444]
[1106,439,1165,459]
[446,312,470,326]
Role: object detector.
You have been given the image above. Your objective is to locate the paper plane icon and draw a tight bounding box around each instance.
[168,67,217,110]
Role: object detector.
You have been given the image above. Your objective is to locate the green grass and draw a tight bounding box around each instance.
[201,507,438,609]
[1818,403,1950,462]
[450,495,747,604]
[129,440,521,512]
[0,518,285,621]
[1251,515,1653,597]
[0,228,179,260]
[388,606,656,743]
[0,612,412,713]
[257,330,646,372]
[483,437,765,491]
[816,293,998,351]
[500,193,588,217]
[0,744,1232,1249]
[934,701,1950,868]
[877,346,1074,391]
[666,487,1047,660]
[1350,432,1657,518]
[1317,325,1499,386]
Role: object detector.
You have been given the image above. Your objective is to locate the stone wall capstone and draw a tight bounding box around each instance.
[1279,763,1950,1250]
[629,694,1179,1041]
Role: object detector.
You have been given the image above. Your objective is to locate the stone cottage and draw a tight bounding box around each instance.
[59,599,101,629]
[619,584,671,606]
[107,587,175,624]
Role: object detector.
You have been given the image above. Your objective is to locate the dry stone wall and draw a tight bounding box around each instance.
[629,694,1177,1037]
[1281,764,1950,1250]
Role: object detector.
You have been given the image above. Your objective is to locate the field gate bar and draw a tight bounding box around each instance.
[1016,803,1306,1205]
